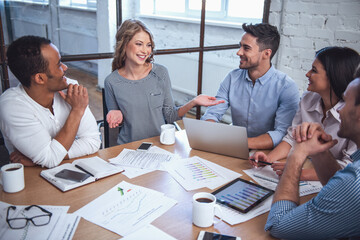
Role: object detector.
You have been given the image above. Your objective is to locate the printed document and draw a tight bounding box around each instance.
[74,181,177,236]
[243,165,322,196]
[120,224,176,240]
[163,156,242,191]
[0,201,79,240]
[215,196,273,225]
[110,148,176,171]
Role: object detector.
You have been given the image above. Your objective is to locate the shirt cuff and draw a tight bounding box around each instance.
[200,115,218,122]
[267,130,285,147]
[265,200,298,231]
[282,133,295,147]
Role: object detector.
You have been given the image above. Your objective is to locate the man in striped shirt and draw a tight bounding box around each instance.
[265,74,360,239]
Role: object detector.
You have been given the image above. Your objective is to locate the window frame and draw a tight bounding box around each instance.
[140,0,264,25]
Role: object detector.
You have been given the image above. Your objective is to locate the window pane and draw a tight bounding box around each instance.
[155,0,185,13]
[189,0,221,11]
[155,53,199,107]
[72,0,86,4]
[228,0,264,19]
[140,0,154,14]
[138,18,200,49]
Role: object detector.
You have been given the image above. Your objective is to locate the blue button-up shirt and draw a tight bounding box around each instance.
[265,149,360,240]
[201,66,299,147]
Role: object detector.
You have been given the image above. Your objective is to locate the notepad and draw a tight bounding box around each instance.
[41,156,124,192]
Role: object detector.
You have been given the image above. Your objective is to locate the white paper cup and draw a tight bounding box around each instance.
[192,192,222,228]
[160,124,175,145]
[0,163,25,193]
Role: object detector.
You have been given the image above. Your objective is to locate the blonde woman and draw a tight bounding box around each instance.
[105,19,224,144]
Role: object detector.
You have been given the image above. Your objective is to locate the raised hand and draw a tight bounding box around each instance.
[106,110,124,128]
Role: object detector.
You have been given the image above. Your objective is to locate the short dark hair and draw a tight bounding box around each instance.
[6,35,51,88]
[315,47,360,102]
[242,23,280,60]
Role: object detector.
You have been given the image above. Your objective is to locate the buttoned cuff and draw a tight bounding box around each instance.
[265,200,298,231]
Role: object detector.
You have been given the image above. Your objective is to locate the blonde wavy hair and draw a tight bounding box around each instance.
[112,19,155,71]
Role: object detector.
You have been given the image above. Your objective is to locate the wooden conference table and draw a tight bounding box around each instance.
[0,130,315,240]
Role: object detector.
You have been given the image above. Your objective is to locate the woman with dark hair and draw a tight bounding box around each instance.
[250,46,360,180]
[104,19,224,144]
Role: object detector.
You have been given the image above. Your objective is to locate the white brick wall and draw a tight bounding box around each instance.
[270,0,360,93]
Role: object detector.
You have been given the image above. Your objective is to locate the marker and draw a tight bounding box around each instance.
[75,164,95,177]
[249,158,273,165]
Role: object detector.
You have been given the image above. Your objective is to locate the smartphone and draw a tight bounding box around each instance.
[197,231,241,240]
[137,142,152,151]
[54,169,91,182]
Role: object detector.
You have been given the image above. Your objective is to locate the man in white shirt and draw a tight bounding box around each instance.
[0,35,101,168]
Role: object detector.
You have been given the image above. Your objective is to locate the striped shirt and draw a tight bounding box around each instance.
[265,149,360,240]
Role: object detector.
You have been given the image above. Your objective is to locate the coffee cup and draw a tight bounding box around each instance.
[0,163,25,193]
[192,192,223,228]
[160,124,175,145]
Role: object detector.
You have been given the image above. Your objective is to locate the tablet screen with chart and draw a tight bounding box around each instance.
[212,178,274,213]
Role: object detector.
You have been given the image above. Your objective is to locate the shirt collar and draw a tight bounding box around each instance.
[350,149,360,162]
[245,65,275,85]
[307,94,343,123]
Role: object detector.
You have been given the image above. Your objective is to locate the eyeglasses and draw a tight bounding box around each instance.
[6,205,52,229]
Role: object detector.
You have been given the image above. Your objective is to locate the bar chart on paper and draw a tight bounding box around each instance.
[185,161,219,181]
[163,156,242,191]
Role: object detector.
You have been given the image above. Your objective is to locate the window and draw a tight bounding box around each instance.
[59,0,96,10]
[9,0,49,4]
[139,0,264,24]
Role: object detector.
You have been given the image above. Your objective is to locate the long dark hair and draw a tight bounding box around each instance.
[315,47,359,101]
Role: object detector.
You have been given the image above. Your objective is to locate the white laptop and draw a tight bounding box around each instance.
[183,117,249,159]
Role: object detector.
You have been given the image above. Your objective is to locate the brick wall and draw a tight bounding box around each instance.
[270,0,360,92]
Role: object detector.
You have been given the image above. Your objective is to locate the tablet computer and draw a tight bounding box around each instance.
[212,178,274,214]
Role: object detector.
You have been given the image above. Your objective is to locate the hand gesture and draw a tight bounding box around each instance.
[249,151,272,167]
[58,84,89,115]
[291,122,329,143]
[293,129,338,157]
[106,110,123,128]
[193,94,225,107]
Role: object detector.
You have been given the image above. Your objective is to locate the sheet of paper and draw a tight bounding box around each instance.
[243,166,322,196]
[0,201,77,240]
[74,181,177,236]
[109,148,176,171]
[163,156,241,191]
[215,196,273,225]
[115,146,180,179]
[120,224,176,240]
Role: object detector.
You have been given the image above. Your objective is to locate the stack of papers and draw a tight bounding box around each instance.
[163,156,242,191]
[110,146,179,178]
[243,165,323,196]
[74,181,177,236]
[0,201,79,240]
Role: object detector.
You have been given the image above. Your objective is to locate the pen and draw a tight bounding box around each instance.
[75,164,94,177]
[249,158,273,165]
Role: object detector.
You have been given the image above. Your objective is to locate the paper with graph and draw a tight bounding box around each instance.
[243,165,322,196]
[74,181,177,236]
[163,156,241,191]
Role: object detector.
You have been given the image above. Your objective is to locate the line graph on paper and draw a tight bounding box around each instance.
[75,181,177,236]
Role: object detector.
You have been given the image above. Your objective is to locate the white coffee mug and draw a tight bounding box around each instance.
[0,163,25,193]
[160,124,175,145]
[192,192,223,228]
